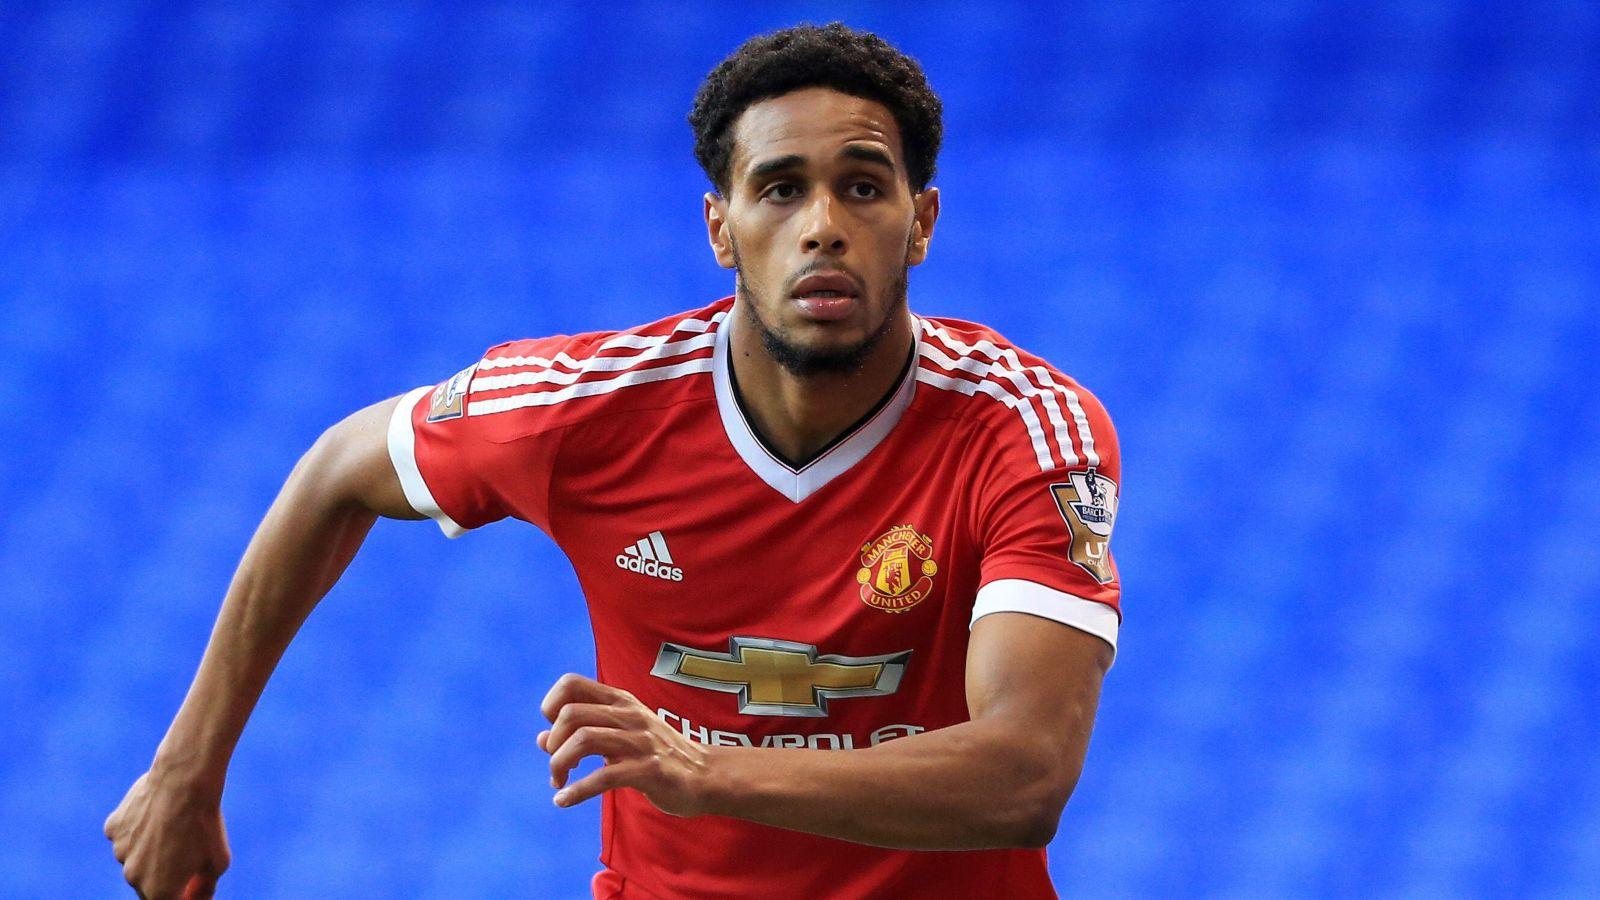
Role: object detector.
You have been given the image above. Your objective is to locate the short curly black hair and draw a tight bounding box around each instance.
[688,22,943,198]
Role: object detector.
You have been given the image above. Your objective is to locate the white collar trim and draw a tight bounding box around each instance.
[712,313,920,503]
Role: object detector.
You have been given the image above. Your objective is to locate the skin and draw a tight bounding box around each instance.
[103,396,422,898]
[705,86,940,464]
[537,620,1111,850]
[104,86,1112,895]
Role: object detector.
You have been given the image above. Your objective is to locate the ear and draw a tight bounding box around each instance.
[704,192,736,269]
[906,186,940,267]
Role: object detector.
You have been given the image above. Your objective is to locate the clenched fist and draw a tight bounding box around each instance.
[539,673,713,815]
[104,771,231,899]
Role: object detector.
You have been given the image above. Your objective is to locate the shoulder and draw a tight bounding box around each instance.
[911,313,1118,478]
[447,297,732,440]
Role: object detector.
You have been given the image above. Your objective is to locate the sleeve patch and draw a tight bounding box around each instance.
[1048,470,1119,584]
[427,362,478,422]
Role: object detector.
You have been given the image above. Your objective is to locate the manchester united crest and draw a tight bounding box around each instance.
[856,524,938,614]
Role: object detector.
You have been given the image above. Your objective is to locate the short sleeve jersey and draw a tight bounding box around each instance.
[388,296,1121,900]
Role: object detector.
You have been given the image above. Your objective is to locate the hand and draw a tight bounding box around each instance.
[104,771,231,899]
[538,673,711,816]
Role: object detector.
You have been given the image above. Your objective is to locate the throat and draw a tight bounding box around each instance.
[729,339,916,471]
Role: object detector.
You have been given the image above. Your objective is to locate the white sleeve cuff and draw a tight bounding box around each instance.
[971,579,1119,662]
[386,385,469,539]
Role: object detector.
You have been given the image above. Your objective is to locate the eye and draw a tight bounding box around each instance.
[763,182,800,202]
[848,181,881,199]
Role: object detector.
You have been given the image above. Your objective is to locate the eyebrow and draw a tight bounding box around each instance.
[840,144,897,171]
[744,145,898,182]
[747,153,805,182]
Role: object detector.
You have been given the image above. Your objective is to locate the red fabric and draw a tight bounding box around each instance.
[406,297,1118,899]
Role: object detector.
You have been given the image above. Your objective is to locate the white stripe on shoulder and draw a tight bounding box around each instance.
[914,367,1056,471]
[921,321,1074,467]
[476,310,729,371]
[917,345,1056,471]
[920,320,1098,468]
[470,332,716,393]
[476,350,583,372]
[597,312,725,348]
[465,310,726,417]
[467,355,713,416]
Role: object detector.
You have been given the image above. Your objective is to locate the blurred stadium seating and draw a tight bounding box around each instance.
[0,1,1595,895]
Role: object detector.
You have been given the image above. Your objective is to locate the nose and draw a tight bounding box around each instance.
[799,192,846,255]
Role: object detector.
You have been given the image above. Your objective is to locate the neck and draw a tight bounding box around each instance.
[727,303,916,467]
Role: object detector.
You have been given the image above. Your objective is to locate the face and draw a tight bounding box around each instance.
[704,87,940,376]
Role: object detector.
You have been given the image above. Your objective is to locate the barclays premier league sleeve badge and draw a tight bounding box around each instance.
[427,361,478,422]
[1048,470,1118,584]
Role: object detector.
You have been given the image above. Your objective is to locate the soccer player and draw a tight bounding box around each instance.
[105,22,1120,899]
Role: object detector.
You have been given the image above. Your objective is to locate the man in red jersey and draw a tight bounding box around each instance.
[106,22,1120,899]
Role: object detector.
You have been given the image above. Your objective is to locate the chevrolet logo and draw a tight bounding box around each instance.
[650,636,912,717]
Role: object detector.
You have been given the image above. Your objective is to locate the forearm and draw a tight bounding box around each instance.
[150,443,379,797]
[699,716,1075,850]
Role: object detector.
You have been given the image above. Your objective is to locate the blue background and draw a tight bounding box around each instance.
[2,1,1597,896]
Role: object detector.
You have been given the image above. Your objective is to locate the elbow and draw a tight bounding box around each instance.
[961,720,1096,850]
[952,783,1067,850]
[1011,787,1070,849]
[1015,825,1055,851]
[1003,758,1081,849]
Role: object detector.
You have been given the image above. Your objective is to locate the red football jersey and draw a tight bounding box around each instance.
[387,295,1121,899]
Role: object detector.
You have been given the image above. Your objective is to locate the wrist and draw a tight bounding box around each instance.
[150,746,227,804]
[689,744,745,819]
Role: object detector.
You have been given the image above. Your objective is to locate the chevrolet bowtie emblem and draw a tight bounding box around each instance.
[650,636,912,717]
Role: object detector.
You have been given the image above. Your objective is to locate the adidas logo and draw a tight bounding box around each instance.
[615,531,684,582]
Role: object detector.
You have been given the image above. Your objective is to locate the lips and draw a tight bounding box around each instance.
[789,271,861,322]
[790,271,860,300]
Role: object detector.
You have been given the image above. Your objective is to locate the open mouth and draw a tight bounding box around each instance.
[790,272,861,321]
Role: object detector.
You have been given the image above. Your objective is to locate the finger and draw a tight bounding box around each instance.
[103,809,118,840]
[554,759,648,808]
[539,673,623,722]
[546,702,631,754]
[549,726,625,788]
[548,726,641,788]
[183,873,218,900]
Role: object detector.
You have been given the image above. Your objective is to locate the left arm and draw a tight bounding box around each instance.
[538,612,1112,850]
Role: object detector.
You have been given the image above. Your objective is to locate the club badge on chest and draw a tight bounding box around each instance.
[856,524,938,614]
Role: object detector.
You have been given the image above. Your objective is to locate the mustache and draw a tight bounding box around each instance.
[784,264,864,295]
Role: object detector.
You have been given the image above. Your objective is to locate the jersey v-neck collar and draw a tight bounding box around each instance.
[727,332,916,472]
[712,313,921,504]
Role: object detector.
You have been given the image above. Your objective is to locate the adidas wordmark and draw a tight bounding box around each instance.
[615,531,684,582]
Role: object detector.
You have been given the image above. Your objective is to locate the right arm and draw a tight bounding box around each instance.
[104,393,425,899]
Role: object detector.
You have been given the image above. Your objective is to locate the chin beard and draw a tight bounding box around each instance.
[746,288,903,377]
[732,245,911,379]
